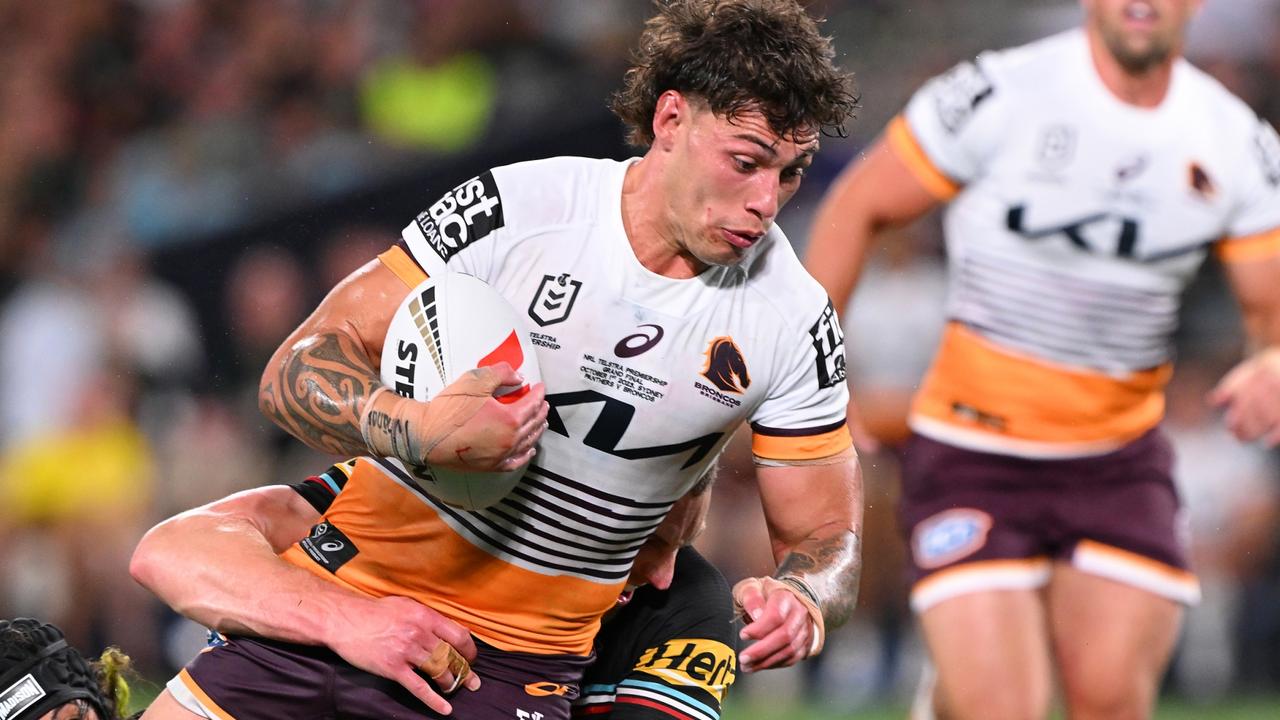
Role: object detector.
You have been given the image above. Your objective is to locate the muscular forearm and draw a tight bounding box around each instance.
[774,527,862,629]
[130,507,367,646]
[259,330,382,457]
[756,450,864,630]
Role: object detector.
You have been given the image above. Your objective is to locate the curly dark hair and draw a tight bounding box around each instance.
[610,0,858,148]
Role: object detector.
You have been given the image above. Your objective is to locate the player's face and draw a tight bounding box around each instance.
[663,99,817,269]
[1084,0,1201,73]
[627,492,710,591]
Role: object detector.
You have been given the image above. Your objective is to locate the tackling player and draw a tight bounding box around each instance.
[0,618,139,720]
[136,1,864,718]
[132,464,736,720]
[805,1,1280,719]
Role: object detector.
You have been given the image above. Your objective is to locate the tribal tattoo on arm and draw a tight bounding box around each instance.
[259,331,382,457]
[776,530,863,628]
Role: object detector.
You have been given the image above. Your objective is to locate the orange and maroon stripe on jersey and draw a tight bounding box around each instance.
[910,323,1170,456]
[1216,226,1280,263]
[750,419,852,461]
[886,115,961,200]
[279,457,651,656]
[378,245,428,287]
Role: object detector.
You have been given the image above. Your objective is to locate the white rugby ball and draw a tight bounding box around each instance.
[379,272,541,510]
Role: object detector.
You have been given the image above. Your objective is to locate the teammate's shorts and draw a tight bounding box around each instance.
[167,634,592,720]
[899,428,1200,612]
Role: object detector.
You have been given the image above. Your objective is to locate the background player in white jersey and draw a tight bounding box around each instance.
[805,1,1280,719]
[135,1,863,718]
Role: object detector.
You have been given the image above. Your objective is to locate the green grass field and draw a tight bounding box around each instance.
[722,697,1280,719]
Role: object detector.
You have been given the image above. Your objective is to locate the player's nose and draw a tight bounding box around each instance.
[745,174,780,223]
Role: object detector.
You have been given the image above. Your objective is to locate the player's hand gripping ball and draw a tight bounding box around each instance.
[380,272,542,509]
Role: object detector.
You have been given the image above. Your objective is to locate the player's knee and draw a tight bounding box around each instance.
[1060,673,1153,720]
[1059,640,1165,720]
[938,679,1047,720]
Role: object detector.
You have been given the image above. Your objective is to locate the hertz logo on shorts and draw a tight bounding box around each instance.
[635,638,736,701]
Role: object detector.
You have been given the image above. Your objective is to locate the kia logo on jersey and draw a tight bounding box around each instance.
[701,337,750,394]
[528,273,582,327]
[615,324,664,358]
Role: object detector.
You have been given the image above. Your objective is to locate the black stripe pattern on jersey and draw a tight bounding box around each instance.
[951,249,1182,372]
[750,417,847,437]
[371,458,675,582]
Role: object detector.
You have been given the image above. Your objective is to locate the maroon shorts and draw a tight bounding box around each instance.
[898,429,1200,612]
[173,634,592,720]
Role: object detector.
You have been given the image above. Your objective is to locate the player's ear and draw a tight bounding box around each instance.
[652,90,687,151]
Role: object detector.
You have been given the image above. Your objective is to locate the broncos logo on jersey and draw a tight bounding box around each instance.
[701,337,750,394]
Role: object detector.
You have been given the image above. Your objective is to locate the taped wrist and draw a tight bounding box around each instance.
[359,386,431,464]
[359,377,498,467]
[777,576,826,656]
[732,576,827,658]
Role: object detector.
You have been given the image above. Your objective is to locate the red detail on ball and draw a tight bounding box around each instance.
[478,330,524,371]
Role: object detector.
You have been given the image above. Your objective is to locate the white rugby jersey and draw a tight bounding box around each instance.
[888,29,1280,457]
[282,156,852,655]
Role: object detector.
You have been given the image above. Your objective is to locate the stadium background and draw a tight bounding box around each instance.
[0,0,1277,716]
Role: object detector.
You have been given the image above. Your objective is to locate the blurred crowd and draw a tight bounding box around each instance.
[0,0,1278,712]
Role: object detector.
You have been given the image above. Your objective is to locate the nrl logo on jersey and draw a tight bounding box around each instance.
[528,273,582,327]
[414,171,504,262]
[1037,125,1076,170]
